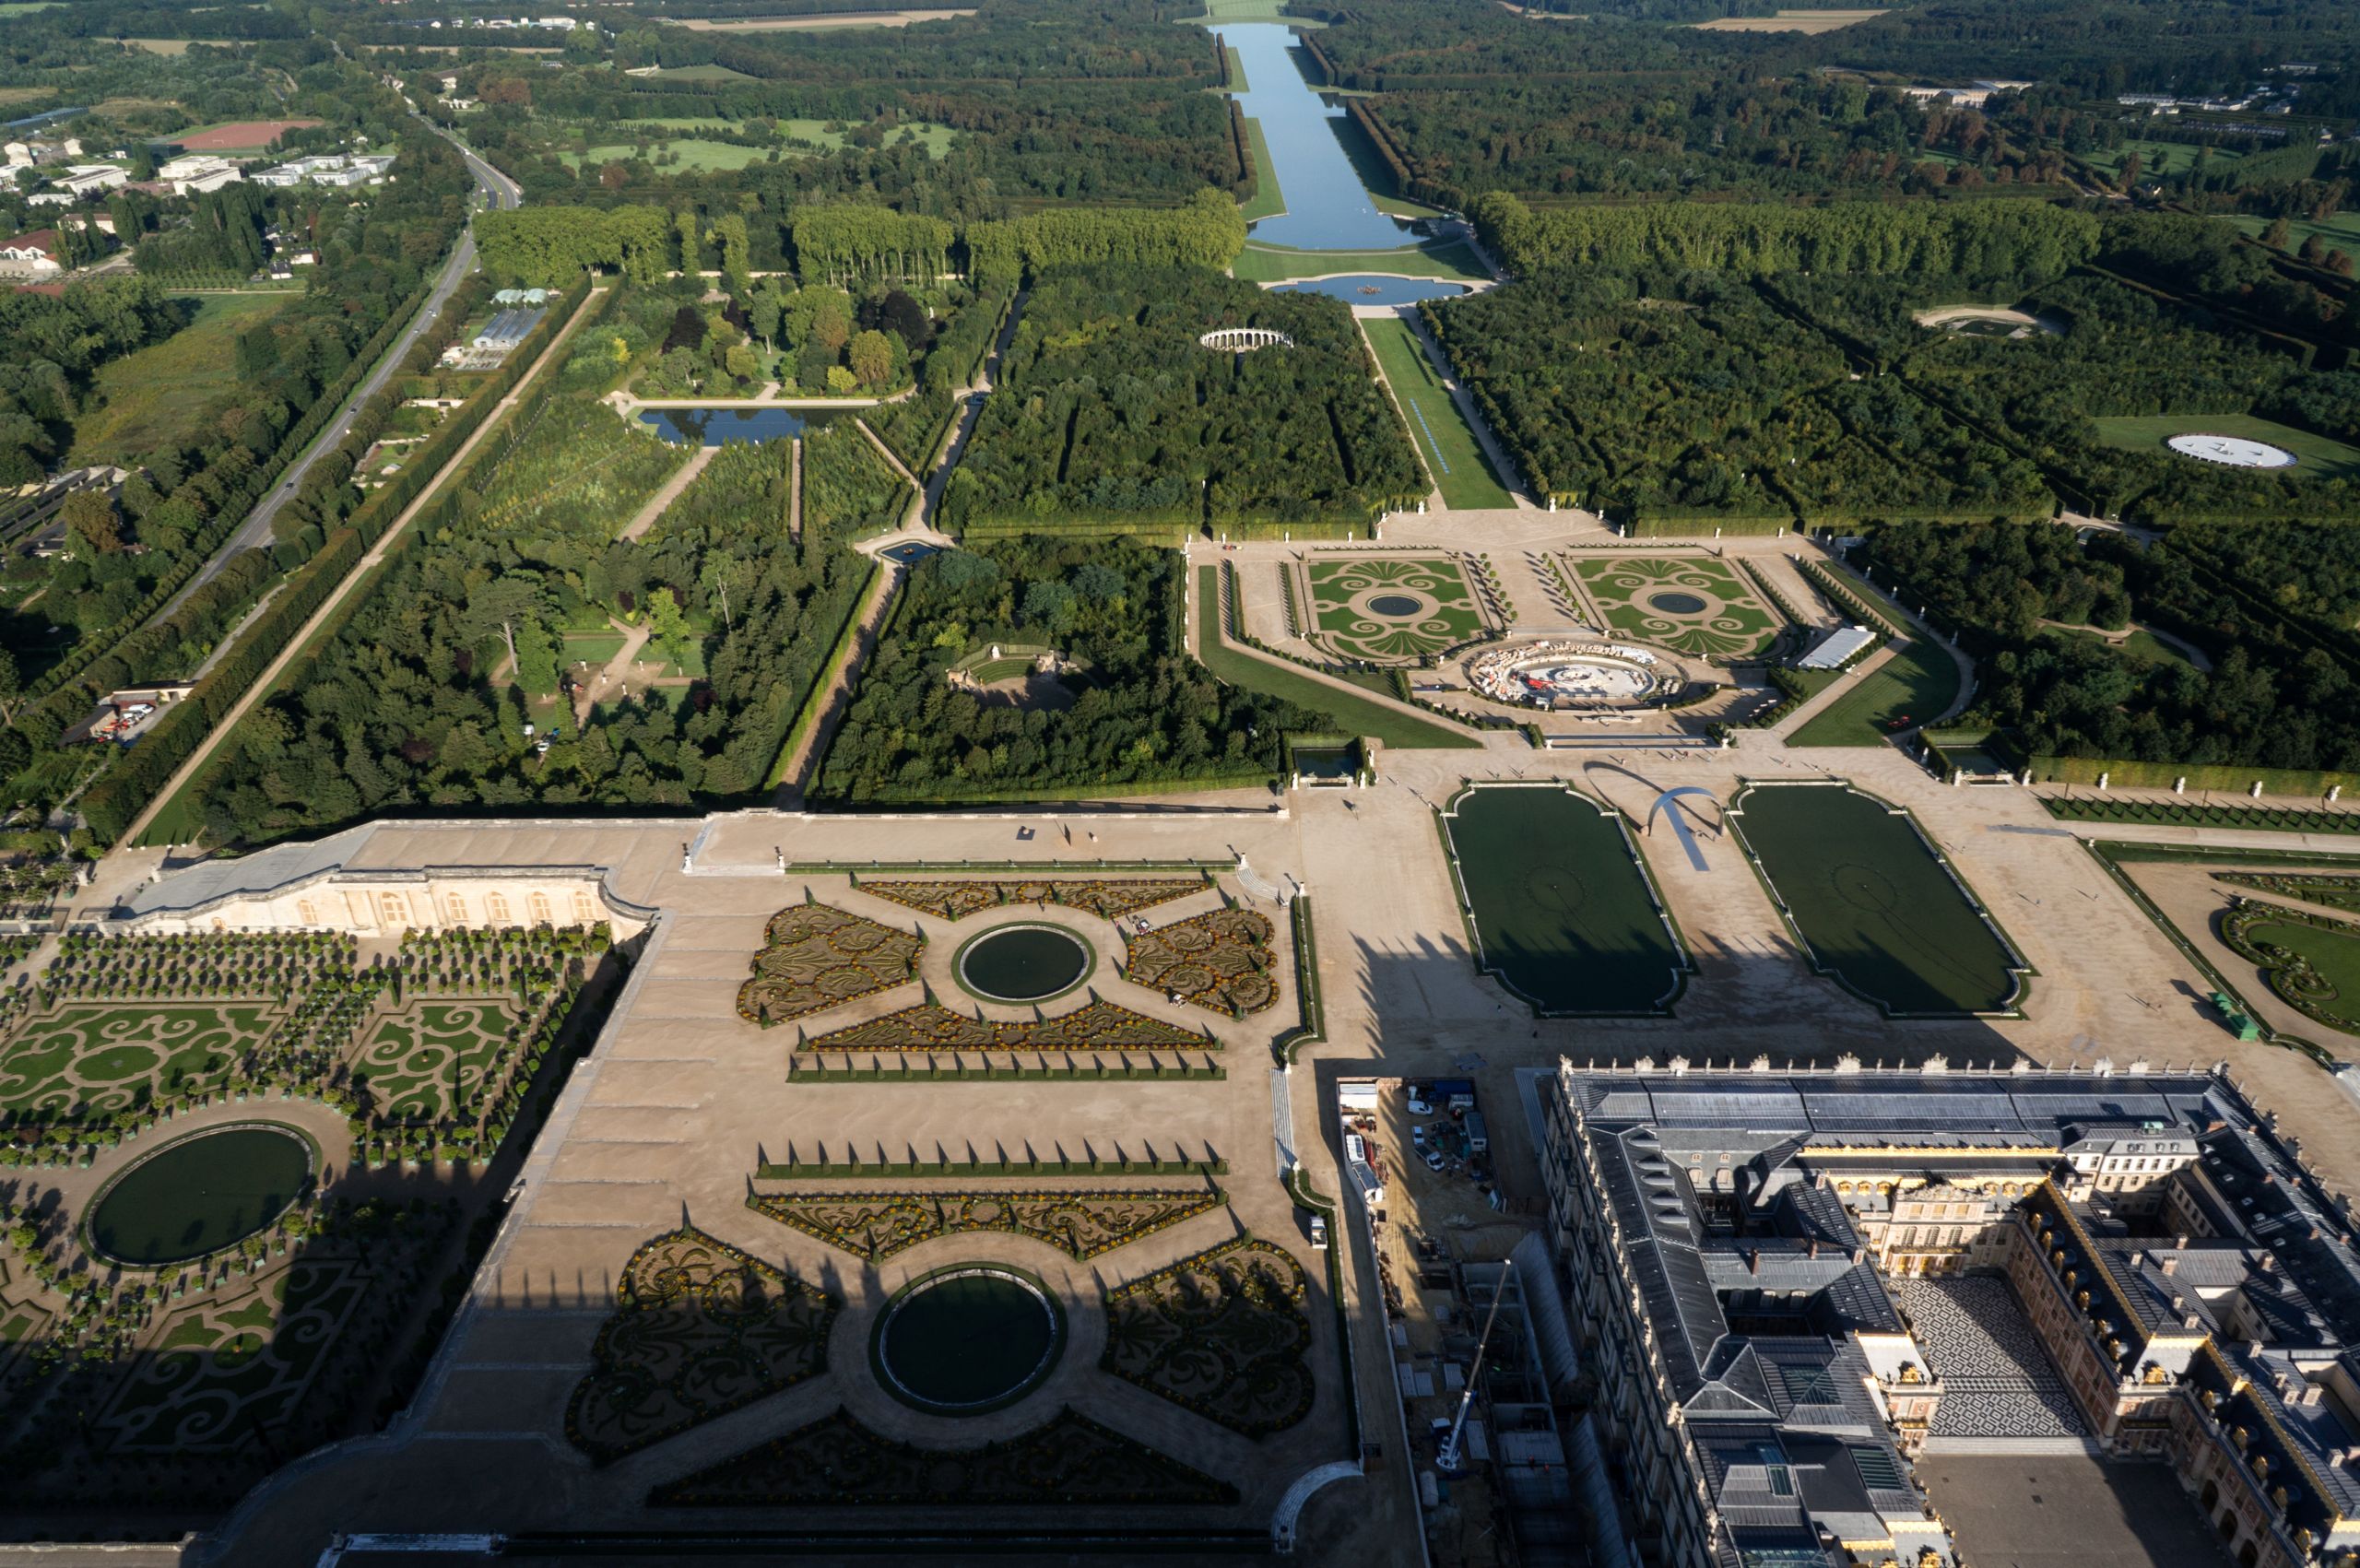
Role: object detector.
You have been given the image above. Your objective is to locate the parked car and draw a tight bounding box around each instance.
[1424,1149,1447,1173]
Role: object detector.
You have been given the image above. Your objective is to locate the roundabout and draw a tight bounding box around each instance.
[84,1122,314,1267]
[870,1265,1066,1414]
[953,923,1096,1004]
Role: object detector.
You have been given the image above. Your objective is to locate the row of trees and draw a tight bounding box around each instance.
[478,193,1245,289]
[944,265,1422,532]
[1472,193,2103,285]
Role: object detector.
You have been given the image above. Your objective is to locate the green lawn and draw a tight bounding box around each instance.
[2231,915,2360,1034]
[1179,0,1326,25]
[1221,44,1247,89]
[1237,118,1284,222]
[1788,638,1960,747]
[69,294,293,465]
[1304,555,1484,660]
[2090,412,2360,481]
[1733,783,2023,1016]
[564,139,774,172]
[1443,784,1684,1013]
[2080,138,2246,178]
[1193,567,1479,749]
[1233,240,1489,284]
[2058,624,2199,670]
[1330,113,1448,220]
[1360,318,1514,511]
[2229,210,2360,261]
[643,64,757,82]
[560,631,626,668]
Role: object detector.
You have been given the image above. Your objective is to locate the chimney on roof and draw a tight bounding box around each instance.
[1748,1248,1759,1276]
[2162,1257,2179,1276]
[1809,1240,1820,1259]
[1851,1247,1864,1265]
[2259,1254,2278,1273]
[2177,1235,2190,1250]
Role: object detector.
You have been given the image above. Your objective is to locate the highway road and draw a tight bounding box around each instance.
[149,121,522,624]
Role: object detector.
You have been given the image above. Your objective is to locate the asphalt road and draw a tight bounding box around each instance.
[150,122,522,625]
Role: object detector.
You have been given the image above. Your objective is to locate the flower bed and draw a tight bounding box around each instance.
[1103,1235,1315,1437]
[648,1405,1237,1507]
[860,877,1207,922]
[2221,901,2360,1035]
[1122,909,1279,1017]
[802,1000,1210,1054]
[564,1227,837,1464]
[747,1186,1227,1263]
[737,902,924,1027]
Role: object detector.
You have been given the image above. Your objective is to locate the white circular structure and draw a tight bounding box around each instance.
[2165,433,2297,469]
[1468,640,1677,711]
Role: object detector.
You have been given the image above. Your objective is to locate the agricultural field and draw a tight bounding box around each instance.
[1689,8,1886,31]
[1359,318,1513,511]
[67,295,294,465]
[1442,784,1686,1014]
[1571,555,1780,660]
[1730,784,2024,1016]
[1303,555,1485,662]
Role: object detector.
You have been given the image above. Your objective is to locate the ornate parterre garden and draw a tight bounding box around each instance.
[1569,553,1783,660]
[2220,899,2360,1036]
[1301,555,1487,664]
[554,867,1338,1519]
[0,925,613,1512]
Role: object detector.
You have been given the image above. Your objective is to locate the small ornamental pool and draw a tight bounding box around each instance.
[955,924,1093,1003]
[634,407,843,446]
[873,1267,1064,1413]
[1272,276,1471,307]
[88,1124,313,1266]
[1365,593,1426,617]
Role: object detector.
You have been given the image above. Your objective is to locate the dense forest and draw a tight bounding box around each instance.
[1294,0,2360,208]
[1870,521,2360,775]
[405,0,1243,218]
[186,355,877,843]
[1427,202,2360,525]
[941,265,1420,534]
[815,536,1312,803]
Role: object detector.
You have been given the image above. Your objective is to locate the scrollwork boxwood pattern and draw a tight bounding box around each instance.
[648,1405,1238,1507]
[737,903,924,1027]
[746,1186,1228,1263]
[1102,1235,1315,1438]
[860,878,1205,922]
[2221,901,2360,1033]
[1123,909,1280,1017]
[564,1227,838,1464]
[802,1000,1210,1054]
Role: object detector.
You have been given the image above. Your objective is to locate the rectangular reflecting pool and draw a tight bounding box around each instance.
[1272,275,1470,306]
[635,407,844,445]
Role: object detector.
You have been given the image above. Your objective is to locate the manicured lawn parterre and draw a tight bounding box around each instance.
[563,139,775,172]
[1304,555,1485,661]
[1103,1235,1315,1436]
[1572,554,1780,659]
[2220,902,2360,1036]
[352,999,520,1122]
[1788,637,1961,747]
[0,1003,275,1121]
[1233,240,1489,284]
[1441,784,1687,1014]
[1195,566,1480,749]
[2088,413,2360,482]
[1359,319,1515,511]
[67,294,294,465]
[1238,116,1284,222]
[1730,783,2024,1016]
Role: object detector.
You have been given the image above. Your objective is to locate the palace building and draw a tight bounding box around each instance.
[1536,1060,2360,1568]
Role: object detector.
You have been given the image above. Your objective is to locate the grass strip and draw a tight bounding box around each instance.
[1359,318,1513,511]
[1788,639,1959,747]
[1193,566,1478,749]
